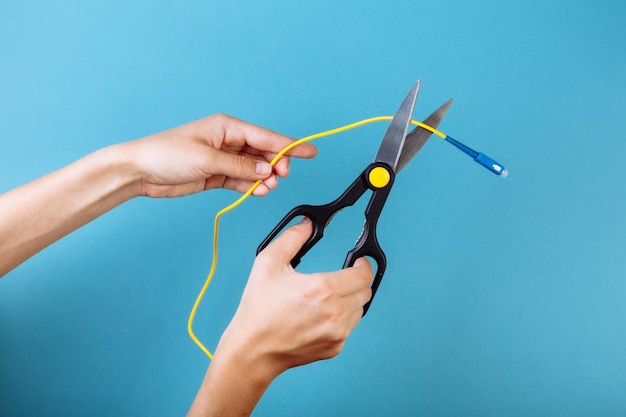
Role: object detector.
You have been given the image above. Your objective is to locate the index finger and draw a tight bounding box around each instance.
[220,115,318,159]
[317,257,374,297]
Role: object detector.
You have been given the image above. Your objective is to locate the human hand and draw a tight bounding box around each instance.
[217,218,374,376]
[187,219,373,416]
[118,114,317,198]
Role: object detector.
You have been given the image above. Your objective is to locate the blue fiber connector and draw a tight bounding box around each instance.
[444,136,508,177]
[475,153,508,176]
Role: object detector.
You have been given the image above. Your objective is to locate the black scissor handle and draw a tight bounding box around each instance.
[344,165,394,315]
[257,165,371,266]
[256,204,328,268]
[257,162,395,315]
[343,222,387,316]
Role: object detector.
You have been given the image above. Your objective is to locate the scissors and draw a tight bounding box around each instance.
[257,79,452,315]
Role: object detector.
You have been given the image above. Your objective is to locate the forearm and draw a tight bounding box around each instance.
[0,115,315,278]
[0,145,140,276]
[187,328,280,417]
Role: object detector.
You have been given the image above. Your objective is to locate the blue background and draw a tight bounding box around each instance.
[1,1,625,415]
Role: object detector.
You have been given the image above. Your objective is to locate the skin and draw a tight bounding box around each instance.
[0,114,374,416]
[188,220,373,416]
[0,114,311,275]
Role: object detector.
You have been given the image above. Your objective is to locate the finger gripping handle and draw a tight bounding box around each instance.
[343,227,387,316]
[256,205,324,268]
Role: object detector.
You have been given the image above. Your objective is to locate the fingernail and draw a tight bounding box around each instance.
[256,162,271,175]
[300,216,311,224]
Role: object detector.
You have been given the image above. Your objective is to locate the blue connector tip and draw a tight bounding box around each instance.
[475,153,507,177]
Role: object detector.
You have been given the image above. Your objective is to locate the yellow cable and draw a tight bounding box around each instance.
[187,117,445,359]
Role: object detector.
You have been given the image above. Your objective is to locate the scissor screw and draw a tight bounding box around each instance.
[368,166,391,189]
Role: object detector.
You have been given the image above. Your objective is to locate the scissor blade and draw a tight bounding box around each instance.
[396,98,453,174]
[374,80,420,171]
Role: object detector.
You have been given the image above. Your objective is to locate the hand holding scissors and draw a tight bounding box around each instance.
[258,80,452,315]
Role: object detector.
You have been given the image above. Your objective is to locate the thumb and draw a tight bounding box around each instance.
[209,149,273,181]
[261,218,313,267]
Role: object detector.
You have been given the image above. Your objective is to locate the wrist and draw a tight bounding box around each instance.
[95,143,144,200]
[188,327,281,417]
[214,323,284,387]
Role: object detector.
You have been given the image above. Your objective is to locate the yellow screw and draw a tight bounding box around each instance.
[368,166,390,188]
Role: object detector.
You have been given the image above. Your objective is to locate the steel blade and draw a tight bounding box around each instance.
[374,80,420,171]
[396,98,453,173]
